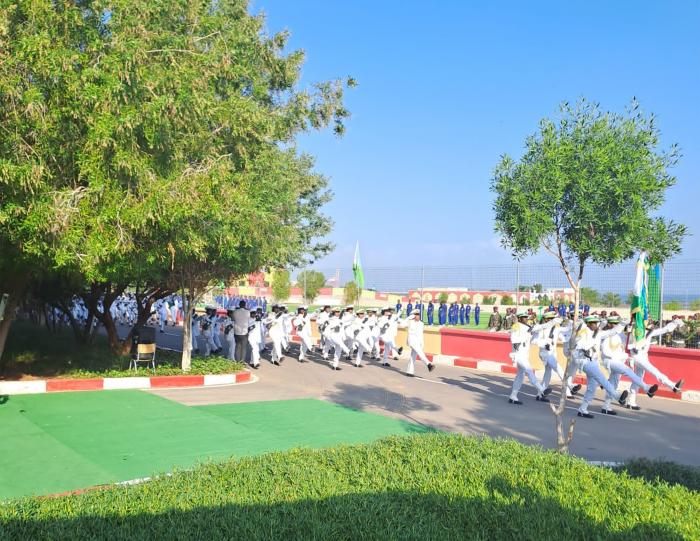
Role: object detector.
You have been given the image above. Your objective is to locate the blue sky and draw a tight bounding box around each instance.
[251,0,699,270]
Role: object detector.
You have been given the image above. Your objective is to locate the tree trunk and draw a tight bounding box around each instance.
[0,274,30,370]
[181,286,193,372]
[552,280,581,453]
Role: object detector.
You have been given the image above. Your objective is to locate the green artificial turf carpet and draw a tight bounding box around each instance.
[0,391,428,500]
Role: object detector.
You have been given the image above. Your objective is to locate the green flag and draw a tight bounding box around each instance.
[352,241,365,289]
[630,252,649,342]
[648,263,662,322]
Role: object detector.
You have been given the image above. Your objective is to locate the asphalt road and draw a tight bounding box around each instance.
[127,323,700,466]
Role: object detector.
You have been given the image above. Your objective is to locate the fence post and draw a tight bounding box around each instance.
[515,262,520,310]
[420,266,425,319]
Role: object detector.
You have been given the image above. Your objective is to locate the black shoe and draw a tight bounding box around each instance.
[618,390,629,406]
[427,363,435,372]
[160,330,165,333]
[405,373,415,378]
[252,364,260,370]
[355,363,363,368]
[298,358,306,363]
[273,360,280,366]
[647,384,658,398]
[601,409,617,415]
[332,366,342,371]
[382,362,390,367]
[571,384,582,395]
[673,379,684,393]
[508,399,523,405]
[398,347,404,355]
[626,404,641,411]
[536,396,550,403]
[542,387,552,397]
[577,412,594,419]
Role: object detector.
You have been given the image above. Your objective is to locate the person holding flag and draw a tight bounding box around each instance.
[627,251,685,409]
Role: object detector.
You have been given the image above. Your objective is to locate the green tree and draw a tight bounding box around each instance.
[491,98,686,452]
[343,282,359,305]
[483,295,497,305]
[538,294,550,306]
[601,292,622,307]
[533,283,543,293]
[272,270,292,302]
[297,271,326,304]
[460,295,471,304]
[438,293,449,304]
[501,295,514,305]
[580,287,600,306]
[665,301,682,311]
[0,0,353,367]
[521,298,530,306]
[690,299,700,311]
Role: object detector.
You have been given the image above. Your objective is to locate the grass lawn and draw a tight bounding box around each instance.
[1,321,243,379]
[1,433,698,540]
[0,392,429,500]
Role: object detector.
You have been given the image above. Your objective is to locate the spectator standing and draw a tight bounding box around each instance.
[232,300,251,362]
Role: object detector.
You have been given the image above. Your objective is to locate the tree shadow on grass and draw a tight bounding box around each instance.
[2,476,686,540]
[0,394,8,405]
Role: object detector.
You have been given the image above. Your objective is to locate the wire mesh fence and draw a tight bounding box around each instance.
[293,260,700,312]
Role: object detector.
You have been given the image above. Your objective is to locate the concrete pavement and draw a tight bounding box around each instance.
[128,323,700,466]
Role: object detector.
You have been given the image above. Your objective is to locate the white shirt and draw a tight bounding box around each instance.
[232,307,251,335]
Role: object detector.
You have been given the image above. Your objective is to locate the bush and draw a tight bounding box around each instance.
[665,300,683,311]
[500,295,514,305]
[437,292,448,304]
[61,355,245,379]
[460,295,471,304]
[521,298,530,306]
[614,458,700,493]
[483,295,497,305]
[1,433,698,539]
[690,298,700,311]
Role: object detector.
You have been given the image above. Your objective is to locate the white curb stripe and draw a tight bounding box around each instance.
[476,360,504,373]
[103,377,151,390]
[682,390,700,402]
[431,354,457,365]
[0,380,46,395]
[204,374,236,386]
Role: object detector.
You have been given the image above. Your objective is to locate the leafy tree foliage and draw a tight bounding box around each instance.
[0,0,352,367]
[501,295,514,305]
[343,282,359,305]
[297,271,326,304]
[580,287,600,306]
[491,98,686,452]
[271,270,292,302]
[437,293,449,304]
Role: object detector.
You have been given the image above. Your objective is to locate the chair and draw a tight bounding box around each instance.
[130,343,156,372]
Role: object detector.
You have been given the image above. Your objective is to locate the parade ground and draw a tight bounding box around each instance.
[3,322,699,501]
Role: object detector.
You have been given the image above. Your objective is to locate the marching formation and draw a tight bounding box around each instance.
[506,310,686,418]
[189,304,437,376]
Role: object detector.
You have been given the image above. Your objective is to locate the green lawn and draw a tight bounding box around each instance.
[0,392,428,500]
[2,433,698,540]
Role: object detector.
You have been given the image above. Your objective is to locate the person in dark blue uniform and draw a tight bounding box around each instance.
[568,302,575,315]
[548,302,555,312]
[474,303,481,326]
[452,303,460,325]
[396,300,402,316]
[406,300,413,318]
[438,302,447,325]
[459,303,465,325]
[558,303,566,317]
[583,304,590,316]
[465,303,471,325]
[427,301,434,325]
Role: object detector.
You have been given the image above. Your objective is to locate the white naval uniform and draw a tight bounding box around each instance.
[399,317,431,375]
[352,317,374,366]
[323,315,350,368]
[264,313,286,364]
[628,320,683,407]
[574,321,626,414]
[378,314,401,363]
[293,313,315,361]
[508,321,547,401]
[247,318,263,367]
[601,328,651,411]
[532,318,576,397]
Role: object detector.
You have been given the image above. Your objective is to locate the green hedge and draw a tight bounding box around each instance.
[59,356,245,379]
[1,433,698,539]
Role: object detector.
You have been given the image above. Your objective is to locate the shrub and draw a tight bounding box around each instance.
[483,295,497,305]
[1,433,698,539]
[501,295,514,305]
[665,300,682,311]
[437,292,448,304]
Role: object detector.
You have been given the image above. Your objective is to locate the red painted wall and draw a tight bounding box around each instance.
[440,328,700,391]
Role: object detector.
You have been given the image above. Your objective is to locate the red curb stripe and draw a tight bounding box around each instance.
[235,371,252,383]
[150,375,204,388]
[46,379,104,392]
[454,358,478,369]
[501,365,518,375]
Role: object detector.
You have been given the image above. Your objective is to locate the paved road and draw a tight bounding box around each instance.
[129,324,700,466]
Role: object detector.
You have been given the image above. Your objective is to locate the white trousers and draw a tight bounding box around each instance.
[628,356,676,406]
[406,344,429,375]
[579,360,620,413]
[603,360,649,410]
[539,349,575,396]
[510,355,544,400]
[381,338,399,362]
[330,337,350,368]
[299,334,314,360]
[248,340,261,367]
[212,329,222,350]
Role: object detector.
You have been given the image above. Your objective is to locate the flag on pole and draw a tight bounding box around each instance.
[352,241,365,289]
[648,263,662,322]
[630,251,650,342]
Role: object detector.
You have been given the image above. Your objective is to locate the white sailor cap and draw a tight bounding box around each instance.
[411,309,420,315]
[345,305,354,310]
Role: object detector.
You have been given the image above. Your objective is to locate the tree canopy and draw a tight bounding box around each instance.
[0,0,353,365]
[297,270,326,304]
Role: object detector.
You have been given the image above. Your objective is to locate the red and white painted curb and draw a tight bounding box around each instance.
[431,354,700,403]
[0,371,253,396]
